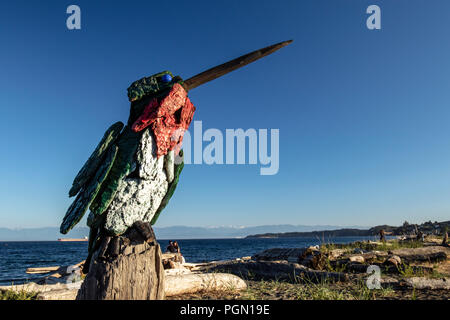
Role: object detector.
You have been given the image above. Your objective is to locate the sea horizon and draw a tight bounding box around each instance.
[0,236,382,285]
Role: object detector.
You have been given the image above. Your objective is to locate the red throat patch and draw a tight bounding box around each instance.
[131,83,196,157]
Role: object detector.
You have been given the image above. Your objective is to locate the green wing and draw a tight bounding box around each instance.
[89,126,141,216]
[69,122,124,197]
[60,145,118,234]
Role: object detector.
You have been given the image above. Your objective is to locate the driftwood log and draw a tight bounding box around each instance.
[252,248,307,263]
[38,289,81,300]
[391,246,448,263]
[0,281,82,296]
[76,222,165,300]
[165,273,247,296]
[34,273,247,300]
[26,260,85,280]
[207,260,348,283]
[26,266,60,274]
[405,277,450,290]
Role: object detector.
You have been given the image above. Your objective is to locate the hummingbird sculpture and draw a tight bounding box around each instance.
[60,40,292,268]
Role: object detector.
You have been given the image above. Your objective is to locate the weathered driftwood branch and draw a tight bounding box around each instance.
[0,282,82,295]
[26,261,85,275]
[33,272,247,300]
[26,266,60,274]
[405,277,450,290]
[165,273,247,296]
[391,246,448,263]
[37,289,80,300]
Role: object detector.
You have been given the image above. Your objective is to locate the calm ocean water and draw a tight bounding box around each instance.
[0,236,380,285]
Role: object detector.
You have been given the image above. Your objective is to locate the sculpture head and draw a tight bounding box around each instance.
[127,70,182,103]
[126,40,293,127]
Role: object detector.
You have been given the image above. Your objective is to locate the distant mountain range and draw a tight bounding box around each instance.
[1,220,446,241]
[154,224,367,239]
[0,224,368,241]
[246,220,450,239]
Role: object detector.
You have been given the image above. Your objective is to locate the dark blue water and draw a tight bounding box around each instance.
[0,236,379,285]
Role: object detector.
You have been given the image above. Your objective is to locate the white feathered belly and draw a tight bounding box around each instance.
[104,129,172,234]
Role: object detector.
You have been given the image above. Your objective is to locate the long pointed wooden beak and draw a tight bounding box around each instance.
[183,40,293,91]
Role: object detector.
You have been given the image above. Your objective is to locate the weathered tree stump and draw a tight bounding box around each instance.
[76,223,165,300]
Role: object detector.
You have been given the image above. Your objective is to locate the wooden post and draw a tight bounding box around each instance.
[76,223,165,300]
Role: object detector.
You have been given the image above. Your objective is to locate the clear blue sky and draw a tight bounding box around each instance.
[1,0,449,231]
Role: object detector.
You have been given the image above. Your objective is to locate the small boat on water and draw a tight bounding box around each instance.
[57,236,88,242]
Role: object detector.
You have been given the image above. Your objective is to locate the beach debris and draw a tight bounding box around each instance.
[0,281,82,295]
[26,261,85,277]
[37,289,79,300]
[372,250,389,257]
[391,246,448,263]
[206,260,349,283]
[162,252,184,262]
[164,261,187,271]
[252,248,307,263]
[348,255,365,264]
[353,248,366,254]
[164,268,192,276]
[299,247,327,270]
[165,273,247,296]
[31,272,247,300]
[359,252,378,263]
[26,266,60,274]
[13,236,450,300]
[328,249,347,259]
[384,255,402,267]
[405,277,450,290]
[378,276,399,287]
[167,261,185,270]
